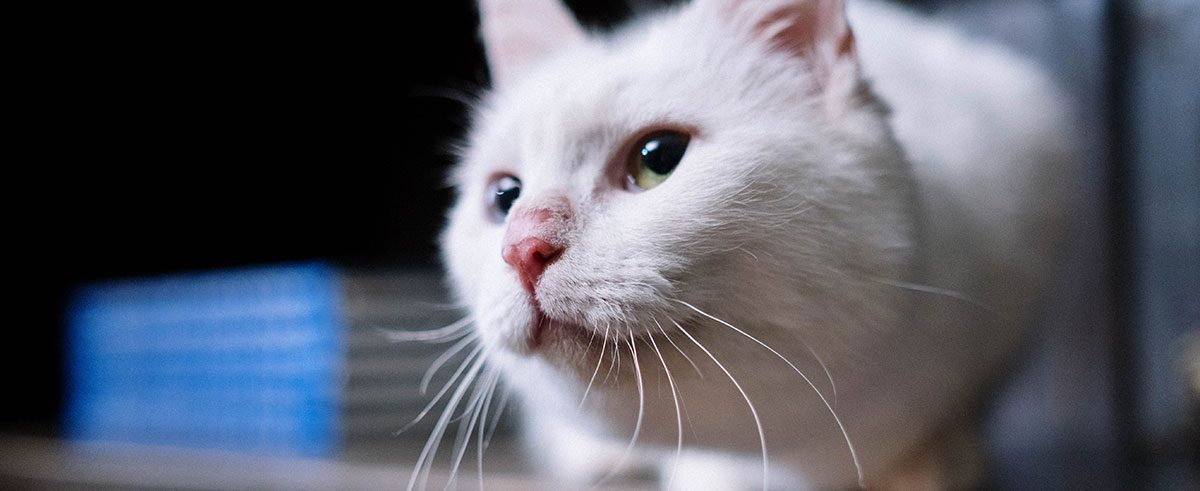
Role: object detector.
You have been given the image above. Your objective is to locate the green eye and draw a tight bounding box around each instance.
[631,130,690,190]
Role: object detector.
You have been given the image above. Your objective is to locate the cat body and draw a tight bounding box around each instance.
[439,0,1075,488]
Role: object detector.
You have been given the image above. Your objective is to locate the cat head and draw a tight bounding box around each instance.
[442,0,913,373]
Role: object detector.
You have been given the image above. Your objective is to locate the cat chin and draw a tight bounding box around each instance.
[495,300,600,361]
[492,298,661,384]
[526,304,587,351]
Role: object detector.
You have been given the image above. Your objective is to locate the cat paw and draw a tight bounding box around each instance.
[658,450,808,491]
[521,415,655,486]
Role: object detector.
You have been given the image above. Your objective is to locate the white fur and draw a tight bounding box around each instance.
[439,0,1076,488]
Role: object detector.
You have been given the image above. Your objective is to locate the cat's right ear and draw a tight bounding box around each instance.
[701,0,861,114]
[479,0,585,89]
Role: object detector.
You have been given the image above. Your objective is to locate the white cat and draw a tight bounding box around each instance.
[436,0,1076,488]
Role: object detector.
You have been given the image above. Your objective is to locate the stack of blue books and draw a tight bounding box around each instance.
[65,263,343,457]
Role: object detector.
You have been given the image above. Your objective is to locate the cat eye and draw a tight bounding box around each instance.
[630,130,690,190]
[487,175,522,221]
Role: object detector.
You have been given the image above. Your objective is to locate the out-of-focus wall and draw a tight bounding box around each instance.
[921,0,1198,488]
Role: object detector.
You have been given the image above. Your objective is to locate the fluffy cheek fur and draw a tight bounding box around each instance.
[441,185,529,354]
[439,152,735,357]
[444,124,909,359]
[530,142,783,334]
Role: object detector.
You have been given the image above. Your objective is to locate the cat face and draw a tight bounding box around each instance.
[443,0,912,376]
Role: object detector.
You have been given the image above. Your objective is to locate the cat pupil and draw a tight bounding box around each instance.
[640,132,689,175]
[490,175,521,219]
[631,130,690,190]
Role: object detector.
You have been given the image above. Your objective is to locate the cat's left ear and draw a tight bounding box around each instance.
[479,0,586,89]
[709,0,860,104]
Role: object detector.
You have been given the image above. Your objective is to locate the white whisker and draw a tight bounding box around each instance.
[398,342,484,435]
[654,317,703,378]
[614,333,623,381]
[476,370,501,490]
[445,368,493,490]
[376,315,474,343]
[804,343,837,406]
[597,334,646,486]
[737,246,761,262]
[421,334,477,394]
[604,327,620,385]
[584,322,598,352]
[408,350,487,491]
[868,276,992,312]
[483,385,511,451]
[647,328,683,491]
[580,326,609,408]
[673,320,769,491]
[673,299,863,488]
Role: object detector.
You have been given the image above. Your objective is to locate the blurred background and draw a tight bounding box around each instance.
[7,0,1196,489]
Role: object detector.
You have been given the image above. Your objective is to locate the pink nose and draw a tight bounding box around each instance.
[502,207,566,295]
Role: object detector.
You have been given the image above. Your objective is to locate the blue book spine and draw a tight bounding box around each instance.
[65,262,343,457]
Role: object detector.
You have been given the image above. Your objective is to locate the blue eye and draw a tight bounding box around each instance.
[488,175,521,221]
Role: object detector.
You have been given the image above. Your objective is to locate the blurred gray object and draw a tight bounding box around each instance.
[918,0,1199,489]
[341,268,517,448]
[2,268,537,490]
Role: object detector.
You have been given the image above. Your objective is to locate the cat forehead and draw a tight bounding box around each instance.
[460,6,819,184]
[475,41,697,158]
[468,15,736,151]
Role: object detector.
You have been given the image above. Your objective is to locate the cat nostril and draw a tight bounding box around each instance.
[502,237,564,294]
[501,201,572,295]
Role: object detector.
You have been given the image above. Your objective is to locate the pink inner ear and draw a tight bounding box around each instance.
[739,1,857,92]
[756,4,823,55]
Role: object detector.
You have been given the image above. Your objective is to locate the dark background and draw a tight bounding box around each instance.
[10,1,1197,488]
[16,3,475,425]
[12,0,648,431]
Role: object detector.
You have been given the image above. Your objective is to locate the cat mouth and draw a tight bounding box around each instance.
[526,301,588,351]
[527,308,552,349]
